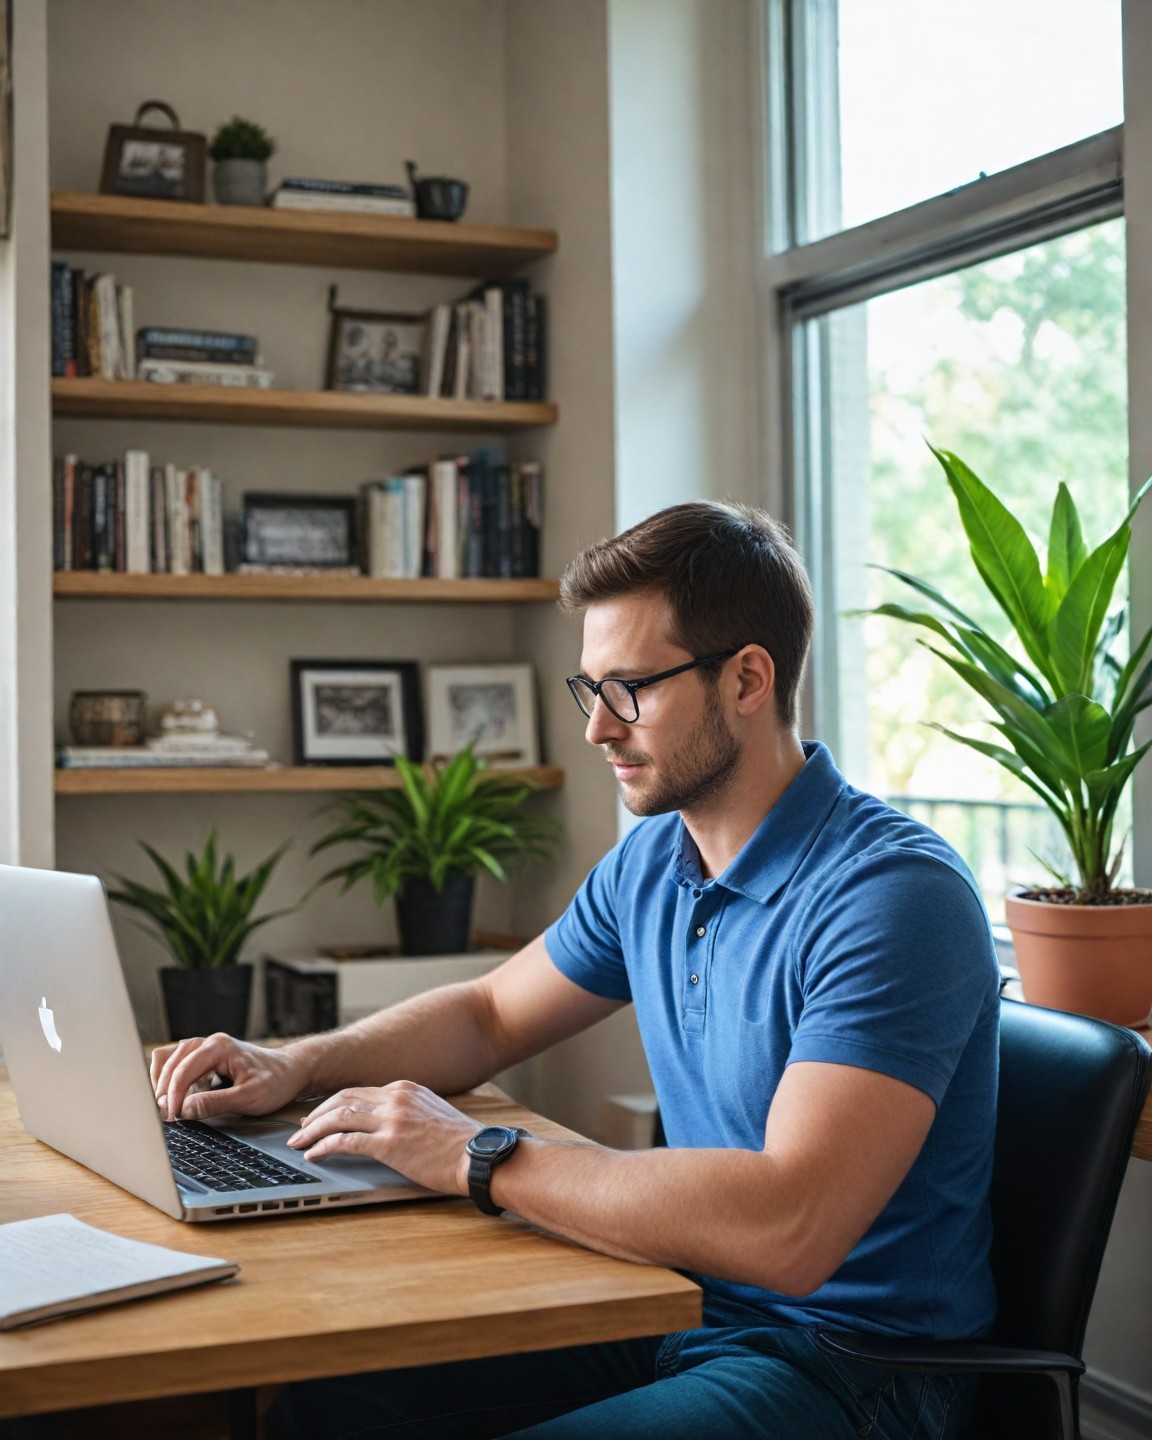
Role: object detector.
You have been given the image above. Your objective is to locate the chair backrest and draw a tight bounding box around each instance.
[990,999,1150,1356]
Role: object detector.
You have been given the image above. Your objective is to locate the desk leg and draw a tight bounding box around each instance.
[227,1388,258,1440]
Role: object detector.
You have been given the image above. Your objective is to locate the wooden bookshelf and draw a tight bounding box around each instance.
[51,191,557,277]
[55,764,565,796]
[53,573,559,602]
[52,379,557,431]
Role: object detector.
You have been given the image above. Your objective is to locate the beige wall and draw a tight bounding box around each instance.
[45,0,575,1046]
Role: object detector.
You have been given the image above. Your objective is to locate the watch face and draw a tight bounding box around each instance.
[469,1126,515,1156]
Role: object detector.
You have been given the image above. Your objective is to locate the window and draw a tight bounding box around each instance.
[767,1,1129,919]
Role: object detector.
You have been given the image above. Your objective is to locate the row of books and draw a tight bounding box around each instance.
[269,177,415,217]
[50,263,134,380]
[52,451,225,575]
[425,280,546,403]
[361,454,544,580]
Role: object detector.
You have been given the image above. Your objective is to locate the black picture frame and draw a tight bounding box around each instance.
[99,104,207,204]
[325,296,425,395]
[290,659,424,767]
[242,493,357,570]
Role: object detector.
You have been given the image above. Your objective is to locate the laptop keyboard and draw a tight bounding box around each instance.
[163,1119,317,1192]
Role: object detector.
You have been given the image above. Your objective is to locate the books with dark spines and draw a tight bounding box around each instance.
[73,463,93,571]
[50,261,75,377]
[71,270,90,377]
[137,327,259,362]
[525,293,547,401]
[521,460,544,578]
[113,461,126,572]
[495,465,514,578]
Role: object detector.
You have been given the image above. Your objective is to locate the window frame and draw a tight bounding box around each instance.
[758,0,1146,884]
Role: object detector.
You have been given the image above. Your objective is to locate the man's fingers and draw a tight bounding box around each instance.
[290,1101,379,1149]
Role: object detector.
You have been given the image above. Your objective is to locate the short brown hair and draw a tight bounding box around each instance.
[559,501,814,728]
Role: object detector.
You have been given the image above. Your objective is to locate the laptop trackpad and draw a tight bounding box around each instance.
[220,1116,417,1186]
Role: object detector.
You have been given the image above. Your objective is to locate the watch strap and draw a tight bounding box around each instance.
[467,1126,528,1216]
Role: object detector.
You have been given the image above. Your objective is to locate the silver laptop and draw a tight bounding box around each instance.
[0,863,438,1222]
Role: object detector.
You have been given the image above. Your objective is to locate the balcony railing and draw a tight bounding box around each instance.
[885,794,1068,923]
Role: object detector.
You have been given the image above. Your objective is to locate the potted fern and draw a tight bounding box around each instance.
[108,832,291,1040]
[311,747,559,955]
[209,116,276,206]
[865,444,1152,1024]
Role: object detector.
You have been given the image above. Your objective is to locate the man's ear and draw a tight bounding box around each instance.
[732,646,776,716]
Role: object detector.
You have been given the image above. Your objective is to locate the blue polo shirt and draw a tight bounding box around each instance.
[545,742,998,1340]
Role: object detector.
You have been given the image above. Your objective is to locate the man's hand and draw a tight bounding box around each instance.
[287,1079,483,1196]
[151,1034,308,1122]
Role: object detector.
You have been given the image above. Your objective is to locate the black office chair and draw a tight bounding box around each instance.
[817,998,1151,1440]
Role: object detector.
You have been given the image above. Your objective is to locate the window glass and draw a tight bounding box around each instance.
[823,219,1128,921]
[831,0,1122,238]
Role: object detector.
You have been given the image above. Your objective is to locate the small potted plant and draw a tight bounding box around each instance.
[208,116,276,206]
[311,747,559,956]
[108,832,292,1040]
[864,443,1152,1024]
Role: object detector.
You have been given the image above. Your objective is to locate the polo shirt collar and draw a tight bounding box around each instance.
[671,741,845,905]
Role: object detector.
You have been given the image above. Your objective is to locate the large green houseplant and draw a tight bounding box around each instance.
[866,444,1152,1023]
[109,832,291,1039]
[312,747,559,956]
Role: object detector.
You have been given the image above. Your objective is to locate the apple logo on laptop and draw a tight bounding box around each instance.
[38,996,62,1052]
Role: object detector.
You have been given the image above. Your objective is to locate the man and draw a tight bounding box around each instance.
[153,501,999,1439]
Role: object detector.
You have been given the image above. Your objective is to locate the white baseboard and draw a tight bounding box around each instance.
[1081,1372,1152,1440]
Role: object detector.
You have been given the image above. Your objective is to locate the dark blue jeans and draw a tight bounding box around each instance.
[265,1299,974,1440]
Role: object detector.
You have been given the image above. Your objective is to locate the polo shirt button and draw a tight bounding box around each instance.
[690,973,699,984]
[693,889,702,898]
[695,925,706,937]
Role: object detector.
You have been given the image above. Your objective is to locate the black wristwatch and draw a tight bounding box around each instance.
[466,1125,528,1216]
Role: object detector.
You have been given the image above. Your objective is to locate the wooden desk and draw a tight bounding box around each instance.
[0,1080,701,1422]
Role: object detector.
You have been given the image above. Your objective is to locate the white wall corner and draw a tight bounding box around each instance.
[0,0,53,868]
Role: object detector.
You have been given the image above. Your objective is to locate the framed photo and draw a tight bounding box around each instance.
[99,104,206,204]
[291,660,424,766]
[242,493,357,569]
[426,665,539,767]
[326,296,425,394]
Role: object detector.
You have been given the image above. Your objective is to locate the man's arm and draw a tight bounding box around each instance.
[152,936,621,1121]
[291,1052,936,1298]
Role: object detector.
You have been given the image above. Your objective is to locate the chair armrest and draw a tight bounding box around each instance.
[816,1329,1086,1379]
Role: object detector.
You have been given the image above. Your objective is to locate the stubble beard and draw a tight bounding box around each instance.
[610,704,741,817]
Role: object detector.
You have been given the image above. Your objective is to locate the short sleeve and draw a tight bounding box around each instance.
[786,850,999,1105]
[544,842,633,1002]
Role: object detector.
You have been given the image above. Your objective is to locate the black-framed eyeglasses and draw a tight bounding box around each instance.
[566,649,740,724]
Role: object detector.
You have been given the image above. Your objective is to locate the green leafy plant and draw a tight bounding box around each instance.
[864,444,1152,901]
[208,117,276,163]
[108,832,292,969]
[311,748,559,905]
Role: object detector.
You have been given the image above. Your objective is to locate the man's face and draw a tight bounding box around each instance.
[578,594,740,817]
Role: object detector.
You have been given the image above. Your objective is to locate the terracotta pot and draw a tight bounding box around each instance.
[1005,891,1152,1026]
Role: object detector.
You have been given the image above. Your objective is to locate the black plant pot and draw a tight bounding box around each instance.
[395,875,475,956]
[160,963,253,1041]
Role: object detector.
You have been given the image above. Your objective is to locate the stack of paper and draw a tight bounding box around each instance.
[0,1213,239,1329]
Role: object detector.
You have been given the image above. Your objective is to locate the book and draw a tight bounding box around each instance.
[0,1213,238,1330]
[138,358,274,388]
[270,191,416,217]
[57,746,271,769]
[124,449,151,574]
[137,327,260,364]
[424,303,452,398]
[276,177,409,197]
